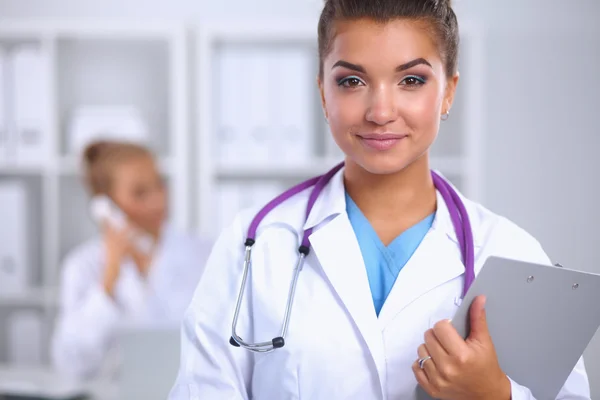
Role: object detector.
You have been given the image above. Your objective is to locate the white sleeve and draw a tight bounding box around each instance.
[509,356,590,399]
[169,215,253,399]
[50,250,122,379]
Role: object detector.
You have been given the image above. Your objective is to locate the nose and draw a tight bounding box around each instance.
[365,85,397,126]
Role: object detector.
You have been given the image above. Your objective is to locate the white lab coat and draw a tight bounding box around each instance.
[51,224,212,380]
[169,168,590,399]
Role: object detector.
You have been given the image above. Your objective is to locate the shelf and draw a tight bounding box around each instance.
[0,287,57,308]
[0,163,45,176]
[215,158,343,180]
[0,20,191,367]
[215,156,463,180]
[0,36,42,49]
[57,155,173,176]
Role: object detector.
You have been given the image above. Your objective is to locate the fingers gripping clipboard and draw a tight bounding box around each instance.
[449,256,600,399]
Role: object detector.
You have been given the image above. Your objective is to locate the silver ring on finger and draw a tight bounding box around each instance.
[418,355,432,369]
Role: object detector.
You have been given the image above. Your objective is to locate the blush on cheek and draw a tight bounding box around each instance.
[403,101,440,133]
[325,92,365,137]
[401,88,443,134]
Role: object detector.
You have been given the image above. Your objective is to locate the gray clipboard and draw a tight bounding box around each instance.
[450,256,600,399]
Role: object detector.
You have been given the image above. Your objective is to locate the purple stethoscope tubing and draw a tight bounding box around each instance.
[230,161,475,352]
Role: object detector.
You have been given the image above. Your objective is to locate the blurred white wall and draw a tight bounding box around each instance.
[1,0,598,395]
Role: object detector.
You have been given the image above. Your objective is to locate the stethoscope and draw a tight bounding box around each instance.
[229,161,475,353]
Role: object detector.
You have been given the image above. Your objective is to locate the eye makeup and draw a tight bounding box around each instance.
[336,75,365,88]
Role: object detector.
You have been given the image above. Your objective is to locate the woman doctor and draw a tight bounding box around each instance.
[51,140,212,380]
[169,0,590,398]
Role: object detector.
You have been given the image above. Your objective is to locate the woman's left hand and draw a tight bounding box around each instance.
[412,295,511,400]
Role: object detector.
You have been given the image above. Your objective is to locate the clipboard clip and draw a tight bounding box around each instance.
[554,262,564,268]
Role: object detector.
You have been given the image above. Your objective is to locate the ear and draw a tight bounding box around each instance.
[317,75,328,120]
[442,71,460,114]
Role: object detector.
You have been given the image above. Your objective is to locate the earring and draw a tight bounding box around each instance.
[441,110,450,121]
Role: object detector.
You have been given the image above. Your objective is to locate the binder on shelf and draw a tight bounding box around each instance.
[215,46,246,168]
[10,44,48,165]
[270,47,314,166]
[215,46,316,169]
[246,49,273,166]
[0,181,29,293]
[0,47,8,163]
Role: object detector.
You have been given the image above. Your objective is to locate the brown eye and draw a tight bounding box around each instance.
[400,75,427,86]
[338,76,364,88]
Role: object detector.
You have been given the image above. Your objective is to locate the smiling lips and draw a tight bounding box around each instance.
[357,133,407,151]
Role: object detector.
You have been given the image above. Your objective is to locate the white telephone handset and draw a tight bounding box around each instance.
[89,195,154,254]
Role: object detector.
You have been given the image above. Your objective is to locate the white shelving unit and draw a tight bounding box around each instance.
[195,20,486,238]
[0,20,189,364]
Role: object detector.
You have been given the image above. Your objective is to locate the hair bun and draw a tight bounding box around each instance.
[83,141,109,166]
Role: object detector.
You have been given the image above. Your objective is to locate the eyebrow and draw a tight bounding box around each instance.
[331,57,432,73]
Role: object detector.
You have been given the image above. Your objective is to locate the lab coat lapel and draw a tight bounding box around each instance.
[377,191,466,329]
[309,214,387,382]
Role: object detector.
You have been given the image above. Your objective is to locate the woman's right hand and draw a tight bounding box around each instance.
[102,223,133,297]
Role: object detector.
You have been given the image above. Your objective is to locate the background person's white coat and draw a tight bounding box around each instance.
[51,224,212,379]
[169,168,589,399]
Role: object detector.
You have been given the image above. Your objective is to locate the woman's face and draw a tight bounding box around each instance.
[319,18,458,175]
[110,155,167,235]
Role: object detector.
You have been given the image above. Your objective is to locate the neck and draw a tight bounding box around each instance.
[344,154,437,240]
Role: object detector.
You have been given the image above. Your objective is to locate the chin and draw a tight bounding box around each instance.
[141,220,163,235]
[350,153,417,176]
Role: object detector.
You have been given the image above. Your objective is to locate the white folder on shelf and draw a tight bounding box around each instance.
[10,44,48,165]
[0,181,29,293]
[247,49,272,166]
[271,48,314,166]
[0,47,8,163]
[216,47,247,169]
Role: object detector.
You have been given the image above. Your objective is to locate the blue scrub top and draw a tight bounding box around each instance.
[345,193,435,316]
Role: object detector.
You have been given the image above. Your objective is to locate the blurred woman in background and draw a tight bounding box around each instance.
[51,140,212,379]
